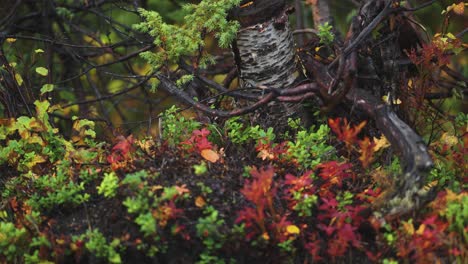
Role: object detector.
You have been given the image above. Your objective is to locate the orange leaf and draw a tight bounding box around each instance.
[453,3,465,15]
[358,137,375,168]
[328,118,367,148]
[175,184,190,195]
[195,196,206,208]
[200,149,220,163]
[402,220,415,235]
[416,224,426,235]
[257,149,274,160]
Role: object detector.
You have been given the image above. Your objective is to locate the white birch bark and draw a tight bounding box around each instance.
[235,17,296,89]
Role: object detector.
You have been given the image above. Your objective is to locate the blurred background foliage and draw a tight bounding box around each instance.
[0,0,466,138]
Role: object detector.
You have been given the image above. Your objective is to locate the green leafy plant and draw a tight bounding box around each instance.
[75,229,122,264]
[225,117,276,145]
[0,100,99,211]
[443,195,468,243]
[97,172,120,198]
[161,106,201,147]
[196,206,225,264]
[193,161,208,175]
[121,169,189,255]
[286,124,335,169]
[317,22,335,45]
[0,222,28,262]
[28,164,90,211]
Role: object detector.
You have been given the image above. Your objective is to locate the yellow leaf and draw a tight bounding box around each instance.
[445,189,464,203]
[453,2,465,15]
[6,38,16,43]
[240,1,253,8]
[15,73,23,86]
[200,149,219,163]
[151,185,163,192]
[26,135,45,146]
[286,225,300,235]
[257,149,274,160]
[440,132,458,146]
[402,221,414,235]
[446,32,457,40]
[70,243,79,251]
[25,154,47,168]
[407,79,413,88]
[195,196,206,208]
[136,139,156,155]
[262,232,270,241]
[373,136,390,152]
[416,224,426,235]
[382,94,401,105]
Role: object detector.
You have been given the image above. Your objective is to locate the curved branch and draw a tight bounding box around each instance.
[346,88,434,216]
[157,74,320,118]
[157,74,276,118]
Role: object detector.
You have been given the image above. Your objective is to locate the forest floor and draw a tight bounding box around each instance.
[0,106,466,264]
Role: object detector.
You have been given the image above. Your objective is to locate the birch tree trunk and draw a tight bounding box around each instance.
[230,0,296,89]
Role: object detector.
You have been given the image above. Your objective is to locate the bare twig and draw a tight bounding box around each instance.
[62,74,153,108]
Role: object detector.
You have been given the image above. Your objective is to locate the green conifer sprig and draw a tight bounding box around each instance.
[135,0,240,75]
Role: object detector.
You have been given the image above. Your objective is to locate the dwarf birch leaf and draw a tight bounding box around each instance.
[35,67,49,76]
[15,73,23,86]
[40,84,54,95]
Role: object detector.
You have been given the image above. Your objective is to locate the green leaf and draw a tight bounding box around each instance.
[35,67,49,76]
[40,84,54,95]
[176,74,194,87]
[35,49,45,53]
[14,73,23,86]
[34,100,51,126]
[97,172,119,198]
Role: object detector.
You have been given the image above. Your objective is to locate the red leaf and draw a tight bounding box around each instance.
[240,167,276,205]
[305,238,323,261]
[318,223,335,236]
[316,161,352,187]
[338,223,361,248]
[284,171,313,192]
[107,135,134,164]
[113,135,134,154]
[180,128,214,152]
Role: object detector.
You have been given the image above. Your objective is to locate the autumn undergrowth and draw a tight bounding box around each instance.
[1,3,467,262]
[0,96,466,264]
